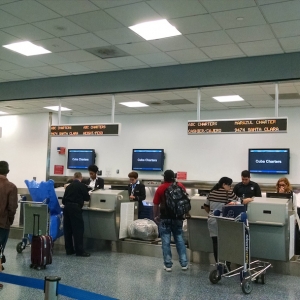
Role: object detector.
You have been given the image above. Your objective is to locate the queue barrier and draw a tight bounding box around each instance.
[0,273,115,300]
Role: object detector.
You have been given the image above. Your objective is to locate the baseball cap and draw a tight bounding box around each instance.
[163,170,175,180]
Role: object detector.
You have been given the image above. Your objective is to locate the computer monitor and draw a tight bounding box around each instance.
[67,149,96,169]
[132,149,164,171]
[266,192,292,200]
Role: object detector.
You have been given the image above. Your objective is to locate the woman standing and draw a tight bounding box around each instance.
[204,177,238,264]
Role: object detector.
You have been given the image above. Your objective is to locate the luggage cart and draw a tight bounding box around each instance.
[16,201,49,253]
[208,211,272,294]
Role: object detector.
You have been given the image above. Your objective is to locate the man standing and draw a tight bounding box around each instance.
[62,172,90,257]
[153,170,189,272]
[0,161,18,288]
[233,170,262,205]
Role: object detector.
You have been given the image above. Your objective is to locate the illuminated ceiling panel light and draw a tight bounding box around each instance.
[44,106,71,111]
[3,41,51,56]
[120,101,148,107]
[129,19,181,40]
[213,95,244,102]
[0,111,8,115]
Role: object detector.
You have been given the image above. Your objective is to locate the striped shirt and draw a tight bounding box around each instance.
[205,188,238,210]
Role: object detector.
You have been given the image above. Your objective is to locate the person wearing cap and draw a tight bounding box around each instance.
[153,170,188,272]
[0,161,18,288]
[82,164,104,191]
[128,171,146,219]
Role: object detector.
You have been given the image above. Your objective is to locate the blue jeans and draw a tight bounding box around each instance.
[0,228,10,251]
[159,219,187,268]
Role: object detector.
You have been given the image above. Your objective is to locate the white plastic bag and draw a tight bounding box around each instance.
[128,219,158,241]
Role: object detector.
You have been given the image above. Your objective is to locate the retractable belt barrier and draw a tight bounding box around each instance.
[0,273,116,300]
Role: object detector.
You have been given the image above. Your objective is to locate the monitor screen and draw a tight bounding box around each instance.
[132,149,164,171]
[266,192,292,200]
[67,149,95,169]
[248,149,290,174]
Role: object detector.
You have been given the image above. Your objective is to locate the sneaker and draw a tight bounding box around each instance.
[182,265,189,271]
[164,265,172,272]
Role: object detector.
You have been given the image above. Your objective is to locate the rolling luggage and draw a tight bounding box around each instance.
[30,214,53,270]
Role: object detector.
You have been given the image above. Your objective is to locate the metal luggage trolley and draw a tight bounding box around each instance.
[208,210,272,294]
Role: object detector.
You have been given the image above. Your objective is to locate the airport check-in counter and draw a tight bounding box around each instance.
[55,188,136,241]
[187,195,213,253]
[247,197,294,261]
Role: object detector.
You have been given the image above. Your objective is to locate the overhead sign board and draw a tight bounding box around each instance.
[51,124,120,136]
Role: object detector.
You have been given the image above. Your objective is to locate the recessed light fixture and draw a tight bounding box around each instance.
[236,17,244,21]
[129,19,181,41]
[213,95,244,102]
[0,111,8,115]
[44,106,71,111]
[120,101,149,108]
[3,41,51,56]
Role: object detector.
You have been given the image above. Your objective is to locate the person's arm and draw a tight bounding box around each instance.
[98,178,104,189]
[153,187,162,223]
[137,184,146,202]
[153,204,160,223]
[8,185,18,225]
[255,183,262,197]
[82,185,90,202]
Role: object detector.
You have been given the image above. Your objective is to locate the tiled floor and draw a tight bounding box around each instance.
[1,239,300,300]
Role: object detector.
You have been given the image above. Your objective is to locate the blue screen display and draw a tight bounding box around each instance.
[132,149,164,171]
[67,149,95,169]
[248,149,290,174]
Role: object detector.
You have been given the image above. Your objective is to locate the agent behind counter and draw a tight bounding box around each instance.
[82,164,104,191]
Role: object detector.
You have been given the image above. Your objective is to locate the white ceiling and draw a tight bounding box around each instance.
[1,81,300,116]
[0,0,300,82]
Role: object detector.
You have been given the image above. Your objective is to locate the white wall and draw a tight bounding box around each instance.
[50,107,300,185]
[0,113,49,187]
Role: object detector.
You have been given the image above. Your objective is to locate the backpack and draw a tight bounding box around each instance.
[164,182,191,218]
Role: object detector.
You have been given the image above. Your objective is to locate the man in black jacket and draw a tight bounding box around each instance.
[82,164,104,190]
[62,172,90,257]
[128,171,146,218]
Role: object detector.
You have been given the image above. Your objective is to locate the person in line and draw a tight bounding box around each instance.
[276,177,292,194]
[233,170,261,205]
[204,177,238,266]
[62,172,90,257]
[82,164,104,191]
[0,161,18,289]
[153,170,188,272]
[128,171,146,219]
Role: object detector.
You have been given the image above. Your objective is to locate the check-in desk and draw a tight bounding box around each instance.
[187,195,213,253]
[247,197,294,261]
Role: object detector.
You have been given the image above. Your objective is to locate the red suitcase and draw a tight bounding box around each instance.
[30,214,53,270]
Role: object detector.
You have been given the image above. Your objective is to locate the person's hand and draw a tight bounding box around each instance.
[279,186,285,193]
[88,190,92,195]
[154,216,160,224]
[228,201,237,205]
[243,198,254,205]
[129,195,135,200]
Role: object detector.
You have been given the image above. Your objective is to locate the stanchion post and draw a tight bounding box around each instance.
[44,276,61,300]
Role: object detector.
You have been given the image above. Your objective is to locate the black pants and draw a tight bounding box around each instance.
[295,208,300,255]
[212,237,218,262]
[63,203,84,255]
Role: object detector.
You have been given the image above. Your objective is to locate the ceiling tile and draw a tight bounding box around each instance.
[0,0,20,4]
[36,38,78,52]
[2,24,54,40]
[105,2,161,27]
[271,20,300,38]
[173,89,199,99]
[0,10,25,29]
[279,99,300,106]
[53,63,91,73]
[260,1,300,23]
[57,50,98,62]
[9,68,45,78]
[170,14,221,35]
[91,0,143,9]
[116,42,160,56]
[278,36,300,52]
[0,60,21,70]
[186,30,233,48]
[226,25,275,43]
[212,7,266,29]
[201,44,245,59]
[147,0,207,19]
[67,10,123,32]
[239,39,283,56]
[230,86,266,95]
[95,27,143,45]
[1,0,60,22]
[201,103,228,110]
[0,70,24,80]
[150,36,196,52]
[30,66,69,76]
[166,48,209,63]
[0,30,21,45]
[135,53,176,65]
[79,59,120,71]
[35,53,72,64]
[256,0,289,4]
[200,0,256,12]
[147,91,183,100]
[37,0,99,16]
[242,94,273,101]
[62,33,109,49]
[33,18,87,37]
[105,56,146,68]
[247,100,275,107]
[222,101,251,107]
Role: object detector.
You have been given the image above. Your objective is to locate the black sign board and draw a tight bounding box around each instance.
[188,118,287,135]
[51,124,120,136]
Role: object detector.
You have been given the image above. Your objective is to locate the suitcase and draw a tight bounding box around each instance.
[222,204,246,219]
[30,214,53,270]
